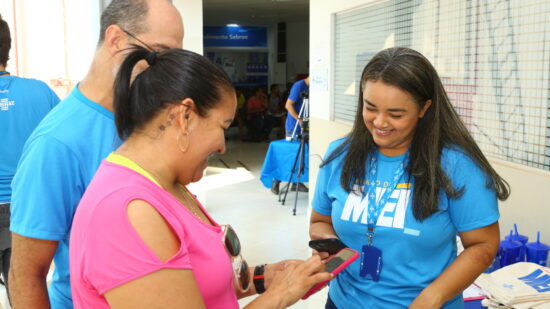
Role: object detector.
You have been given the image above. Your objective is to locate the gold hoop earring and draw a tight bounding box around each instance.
[177,132,189,153]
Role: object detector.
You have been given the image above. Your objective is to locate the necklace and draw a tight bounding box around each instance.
[177,185,210,225]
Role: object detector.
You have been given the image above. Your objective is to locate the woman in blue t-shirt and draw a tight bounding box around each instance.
[310,47,510,309]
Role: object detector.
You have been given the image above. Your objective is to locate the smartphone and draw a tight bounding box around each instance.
[309,238,347,255]
[301,248,359,300]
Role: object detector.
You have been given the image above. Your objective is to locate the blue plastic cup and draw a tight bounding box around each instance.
[525,232,550,267]
[505,225,529,261]
[498,230,523,267]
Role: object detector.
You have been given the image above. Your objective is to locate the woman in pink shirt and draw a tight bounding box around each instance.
[69,46,331,309]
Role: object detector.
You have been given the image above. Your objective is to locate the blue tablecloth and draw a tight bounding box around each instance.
[260,139,309,188]
[465,299,483,309]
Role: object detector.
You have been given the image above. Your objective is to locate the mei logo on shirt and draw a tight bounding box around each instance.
[0,98,15,111]
[517,269,550,293]
[341,183,419,235]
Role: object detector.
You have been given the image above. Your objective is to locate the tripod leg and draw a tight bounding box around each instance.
[293,138,307,216]
[282,141,302,205]
[293,170,300,216]
[278,182,289,202]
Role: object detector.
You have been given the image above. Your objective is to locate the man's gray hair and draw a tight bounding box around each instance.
[98,0,149,43]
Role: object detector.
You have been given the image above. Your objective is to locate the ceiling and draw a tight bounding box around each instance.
[203,0,309,26]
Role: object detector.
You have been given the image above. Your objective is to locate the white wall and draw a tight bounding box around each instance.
[63,1,100,83]
[15,1,70,81]
[1,0,99,96]
[0,0,18,75]
[309,0,550,241]
[173,0,203,54]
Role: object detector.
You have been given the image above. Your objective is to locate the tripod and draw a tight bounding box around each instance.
[280,132,307,215]
[279,97,308,216]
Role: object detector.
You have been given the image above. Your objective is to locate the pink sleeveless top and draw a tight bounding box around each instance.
[69,157,239,309]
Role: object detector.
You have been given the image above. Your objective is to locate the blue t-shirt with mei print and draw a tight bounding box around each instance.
[312,138,499,309]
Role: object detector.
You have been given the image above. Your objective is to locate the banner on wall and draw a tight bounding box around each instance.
[204,26,267,47]
[205,51,268,86]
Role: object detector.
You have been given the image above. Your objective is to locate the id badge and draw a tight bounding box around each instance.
[360,245,382,281]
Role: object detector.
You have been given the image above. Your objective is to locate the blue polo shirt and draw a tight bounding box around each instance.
[10,86,121,308]
[0,75,59,203]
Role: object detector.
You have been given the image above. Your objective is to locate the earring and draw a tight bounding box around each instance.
[177,132,189,153]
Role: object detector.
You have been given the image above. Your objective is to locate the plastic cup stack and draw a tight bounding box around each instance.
[498,230,523,268]
[525,232,550,267]
[505,224,529,261]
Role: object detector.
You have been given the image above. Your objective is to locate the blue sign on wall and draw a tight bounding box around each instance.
[204,26,267,47]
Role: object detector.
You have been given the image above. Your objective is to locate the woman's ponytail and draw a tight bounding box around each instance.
[113,46,153,139]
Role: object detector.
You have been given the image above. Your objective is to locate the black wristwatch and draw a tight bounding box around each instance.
[253,264,267,294]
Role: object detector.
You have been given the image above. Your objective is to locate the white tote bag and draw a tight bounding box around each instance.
[475,262,550,308]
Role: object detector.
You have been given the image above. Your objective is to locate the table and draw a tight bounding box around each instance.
[260,139,309,188]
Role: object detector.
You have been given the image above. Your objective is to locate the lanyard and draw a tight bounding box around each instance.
[365,150,408,246]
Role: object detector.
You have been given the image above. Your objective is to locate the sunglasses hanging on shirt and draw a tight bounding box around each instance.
[221,224,251,292]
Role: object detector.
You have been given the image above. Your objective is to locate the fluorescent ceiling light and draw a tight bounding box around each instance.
[227,23,240,27]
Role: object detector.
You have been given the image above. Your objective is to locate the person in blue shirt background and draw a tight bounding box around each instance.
[310,47,511,309]
[284,76,309,139]
[0,14,60,298]
[8,1,184,308]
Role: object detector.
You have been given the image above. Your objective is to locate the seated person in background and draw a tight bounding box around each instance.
[246,87,267,142]
[265,84,286,140]
[235,87,246,141]
[69,47,331,309]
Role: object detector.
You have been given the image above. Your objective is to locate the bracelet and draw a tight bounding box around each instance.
[253,264,267,294]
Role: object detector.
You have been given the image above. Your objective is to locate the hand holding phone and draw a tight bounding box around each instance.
[301,248,359,300]
[309,238,347,255]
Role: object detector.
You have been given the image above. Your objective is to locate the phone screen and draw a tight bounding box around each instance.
[325,249,355,273]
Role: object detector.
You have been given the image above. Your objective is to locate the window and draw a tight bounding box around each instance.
[333,0,550,170]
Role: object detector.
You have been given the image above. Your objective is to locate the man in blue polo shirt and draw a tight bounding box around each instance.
[8,1,184,308]
[285,76,309,139]
[0,15,59,296]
